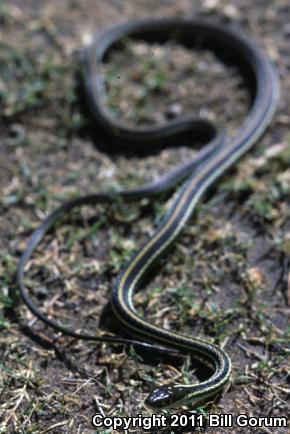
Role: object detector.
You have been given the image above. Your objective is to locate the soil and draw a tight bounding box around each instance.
[0,1,289,433]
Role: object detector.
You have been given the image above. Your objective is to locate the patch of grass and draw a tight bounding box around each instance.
[0,254,18,328]
[0,35,85,136]
[108,230,137,272]
[0,46,48,117]
[65,217,106,250]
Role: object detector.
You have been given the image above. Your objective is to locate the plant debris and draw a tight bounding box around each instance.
[0,1,289,433]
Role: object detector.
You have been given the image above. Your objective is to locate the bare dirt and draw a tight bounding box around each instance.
[0,1,289,433]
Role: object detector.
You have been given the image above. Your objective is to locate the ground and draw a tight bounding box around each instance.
[0,0,289,433]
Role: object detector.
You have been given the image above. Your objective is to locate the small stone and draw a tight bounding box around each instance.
[9,123,26,142]
[165,103,183,119]
[223,4,239,19]
[246,267,264,287]
[204,0,219,9]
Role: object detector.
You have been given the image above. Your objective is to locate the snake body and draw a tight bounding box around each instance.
[17,19,279,409]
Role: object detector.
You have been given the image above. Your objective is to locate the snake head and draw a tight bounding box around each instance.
[145,385,189,410]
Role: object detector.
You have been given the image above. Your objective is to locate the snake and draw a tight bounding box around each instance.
[17,19,279,410]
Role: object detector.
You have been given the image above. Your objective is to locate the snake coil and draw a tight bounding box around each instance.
[17,19,279,409]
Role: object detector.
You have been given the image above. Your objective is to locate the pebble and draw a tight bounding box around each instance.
[165,103,183,119]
